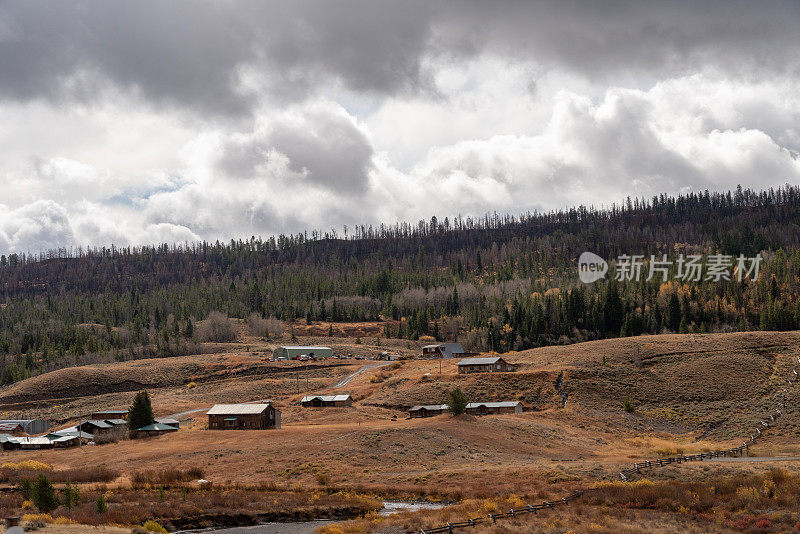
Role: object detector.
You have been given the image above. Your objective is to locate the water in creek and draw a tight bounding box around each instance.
[179,500,448,533]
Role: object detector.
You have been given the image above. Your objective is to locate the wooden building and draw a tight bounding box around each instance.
[408,404,449,418]
[420,343,476,359]
[133,423,180,438]
[456,356,515,374]
[465,401,523,415]
[91,409,129,420]
[300,394,352,407]
[0,422,25,436]
[207,403,281,430]
[78,420,113,436]
[0,419,51,434]
[155,417,180,429]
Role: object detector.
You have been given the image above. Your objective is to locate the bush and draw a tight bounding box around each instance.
[94,425,129,444]
[131,467,205,485]
[197,311,238,342]
[247,314,286,339]
[624,397,635,413]
[142,520,168,533]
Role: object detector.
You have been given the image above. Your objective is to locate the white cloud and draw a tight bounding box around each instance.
[0,65,799,254]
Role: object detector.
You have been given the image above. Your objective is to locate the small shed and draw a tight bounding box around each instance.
[408,404,449,418]
[0,433,20,450]
[456,356,515,374]
[155,418,180,429]
[465,401,523,415]
[273,346,333,359]
[0,419,51,435]
[91,409,129,420]
[207,403,281,430]
[134,423,180,438]
[0,422,25,436]
[300,394,352,407]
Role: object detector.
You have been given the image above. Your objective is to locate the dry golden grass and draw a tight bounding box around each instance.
[1,331,800,533]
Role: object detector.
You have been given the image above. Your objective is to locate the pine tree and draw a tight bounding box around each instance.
[448,387,468,416]
[129,390,154,430]
[32,474,59,513]
[96,494,108,514]
[61,483,81,511]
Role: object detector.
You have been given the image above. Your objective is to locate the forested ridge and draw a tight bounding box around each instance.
[2,185,800,384]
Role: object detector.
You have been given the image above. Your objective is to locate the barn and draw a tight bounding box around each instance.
[300,394,352,407]
[465,401,523,415]
[207,403,281,429]
[408,404,449,418]
[273,346,333,359]
[456,356,516,374]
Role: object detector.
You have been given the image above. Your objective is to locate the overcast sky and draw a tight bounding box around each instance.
[1,0,800,254]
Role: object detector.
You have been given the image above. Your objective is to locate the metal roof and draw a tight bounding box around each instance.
[137,423,178,431]
[465,401,521,409]
[82,419,112,428]
[409,404,449,411]
[457,357,503,365]
[12,436,52,445]
[0,422,23,430]
[206,403,270,415]
[51,435,79,443]
[105,419,128,425]
[301,394,351,403]
[53,430,93,439]
[277,346,332,350]
[92,409,128,414]
[155,418,179,425]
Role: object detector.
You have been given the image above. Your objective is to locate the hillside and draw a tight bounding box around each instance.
[2,332,798,492]
[3,186,800,392]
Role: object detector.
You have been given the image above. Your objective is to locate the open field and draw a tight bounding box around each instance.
[2,330,800,532]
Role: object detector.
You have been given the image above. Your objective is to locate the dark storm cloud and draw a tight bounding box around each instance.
[0,0,435,115]
[2,1,799,116]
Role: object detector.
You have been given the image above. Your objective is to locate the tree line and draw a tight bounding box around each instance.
[1,185,800,384]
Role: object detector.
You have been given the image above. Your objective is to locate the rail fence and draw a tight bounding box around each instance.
[418,357,799,533]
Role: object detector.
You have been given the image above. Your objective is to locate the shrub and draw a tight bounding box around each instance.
[94,425,129,444]
[142,520,168,533]
[131,467,205,485]
[197,311,238,342]
[2,461,52,471]
[624,397,635,413]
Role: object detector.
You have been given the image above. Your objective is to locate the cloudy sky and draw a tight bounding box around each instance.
[1,1,800,254]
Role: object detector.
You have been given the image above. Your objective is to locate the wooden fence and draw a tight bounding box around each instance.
[419,357,799,533]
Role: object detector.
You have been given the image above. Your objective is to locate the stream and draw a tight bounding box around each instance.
[177,500,448,534]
